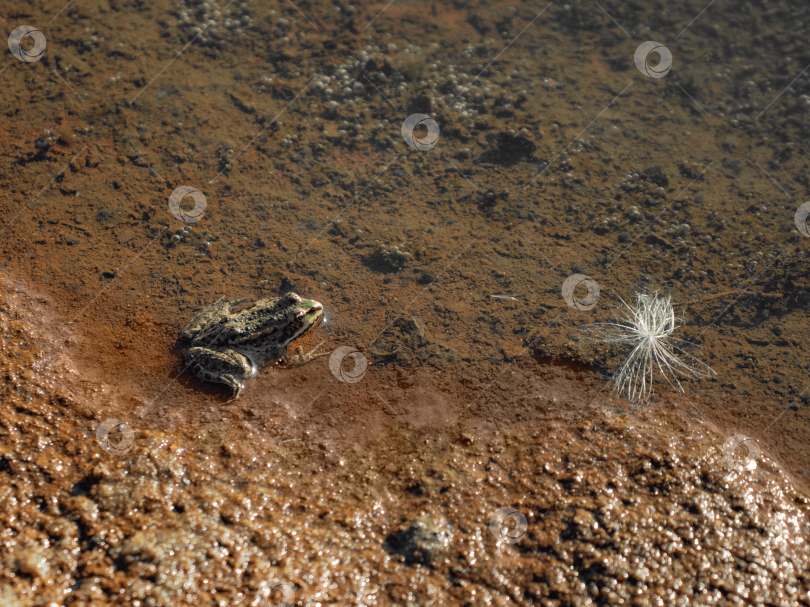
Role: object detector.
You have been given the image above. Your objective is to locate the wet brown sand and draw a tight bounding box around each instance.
[2,275,810,606]
[3,0,810,496]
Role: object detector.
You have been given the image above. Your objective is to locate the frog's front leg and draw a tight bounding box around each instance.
[186,347,253,399]
[280,341,328,366]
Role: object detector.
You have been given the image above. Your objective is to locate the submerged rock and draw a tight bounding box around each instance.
[383,513,453,566]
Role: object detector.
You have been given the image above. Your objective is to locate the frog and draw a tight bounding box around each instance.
[178,292,326,399]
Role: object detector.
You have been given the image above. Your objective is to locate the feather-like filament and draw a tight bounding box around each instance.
[580,291,715,402]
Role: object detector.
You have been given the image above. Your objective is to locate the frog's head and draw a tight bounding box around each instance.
[280,292,324,346]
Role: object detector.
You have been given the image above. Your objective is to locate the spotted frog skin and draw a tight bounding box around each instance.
[178,293,325,399]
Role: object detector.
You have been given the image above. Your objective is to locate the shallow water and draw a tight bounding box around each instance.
[2,0,810,604]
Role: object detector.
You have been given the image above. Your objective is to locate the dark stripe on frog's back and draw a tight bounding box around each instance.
[203,308,290,346]
[216,326,279,347]
[209,313,305,346]
[228,309,286,327]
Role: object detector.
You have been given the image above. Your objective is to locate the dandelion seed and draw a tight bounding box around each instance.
[580,291,715,403]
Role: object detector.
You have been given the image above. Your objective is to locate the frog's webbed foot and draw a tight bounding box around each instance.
[281,341,329,366]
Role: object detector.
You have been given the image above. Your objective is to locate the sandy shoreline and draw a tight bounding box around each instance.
[1,272,809,605]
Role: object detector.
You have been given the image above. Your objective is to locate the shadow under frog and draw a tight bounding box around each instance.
[177,293,327,399]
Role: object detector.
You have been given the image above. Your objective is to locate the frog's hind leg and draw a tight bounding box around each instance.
[186,347,253,399]
[220,375,245,400]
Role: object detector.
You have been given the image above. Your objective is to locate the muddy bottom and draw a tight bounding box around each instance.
[1,274,809,607]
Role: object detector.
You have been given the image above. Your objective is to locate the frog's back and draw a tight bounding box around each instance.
[178,297,242,344]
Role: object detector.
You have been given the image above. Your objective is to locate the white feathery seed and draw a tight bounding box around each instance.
[581,291,715,403]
